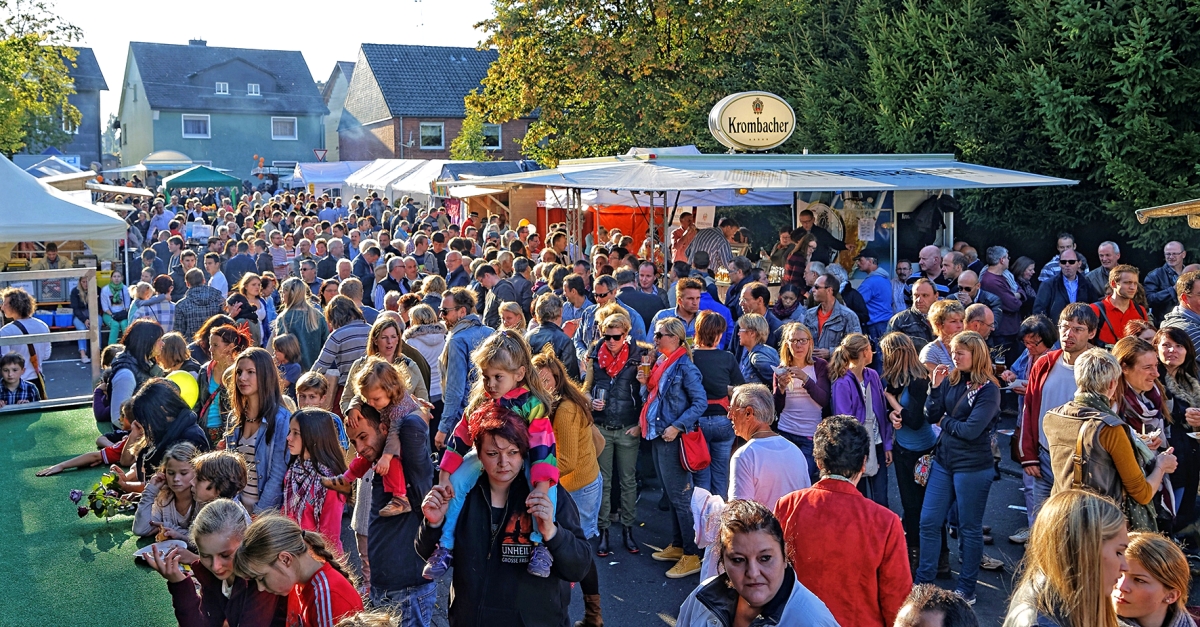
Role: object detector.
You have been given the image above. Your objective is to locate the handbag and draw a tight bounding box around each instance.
[1073,418,1157,532]
[679,426,711,473]
[915,454,933,487]
[111,309,129,322]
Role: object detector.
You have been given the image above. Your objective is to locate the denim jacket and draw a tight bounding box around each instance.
[438,315,495,435]
[803,303,862,353]
[223,406,291,514]
[641,354,707,438]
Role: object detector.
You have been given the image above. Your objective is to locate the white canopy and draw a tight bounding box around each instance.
[0,155,128,242]
[386,159,451,200]
[344,159,425,196]
[446,153,1078,194]
[291,161,371,190]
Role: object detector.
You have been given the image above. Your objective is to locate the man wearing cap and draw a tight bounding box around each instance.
[856,250,894,361]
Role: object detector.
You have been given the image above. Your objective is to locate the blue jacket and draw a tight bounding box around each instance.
[223,406,291,515]
[641,354,707,438]
[352,255,376,306]
[857,269,894,326]
[439,315,494,435]
[740,343,780,386]
[574,302,647,364]
[698,292,735,349]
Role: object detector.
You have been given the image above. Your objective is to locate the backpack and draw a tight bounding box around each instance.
[1092,300,1147,348]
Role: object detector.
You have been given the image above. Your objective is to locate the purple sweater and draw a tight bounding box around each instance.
[830,368,894,451]
[979,270,1024,336]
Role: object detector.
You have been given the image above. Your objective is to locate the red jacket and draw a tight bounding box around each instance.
[1018,349,1065,468]
[774,478,911,627]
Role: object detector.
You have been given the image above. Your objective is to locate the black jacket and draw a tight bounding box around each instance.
[587,340,646,429]
[886,307,934,351]
[224,254,257,287]
[136,408,211,480]
[483,278,521,329]
[316,255,340,280]
[618,287,666,334]
[926,379,1000,473]
[841,285,870,327]
[525,322,580,380]
[369,412,435,591]
[415,478,592,627]
[1033,274,1102,325]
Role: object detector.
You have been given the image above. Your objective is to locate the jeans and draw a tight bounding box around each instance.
[693,415,736,498]
[916,460,994,597]
[569,473,604,539]
[72,317,88,352]
[651,436,698,554]
[1022,472,1037,528]
[102,313,128,346]
[597,425,639,530]
[779,430,819,481]
[1030,446,1055,523]
[893,442,933,551]
[370,581,436,627]
[441,450,556,549]
[856,443,889,508]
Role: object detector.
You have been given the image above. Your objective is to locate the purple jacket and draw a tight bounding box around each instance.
[830,368,894,451]
[979,270,1024,336]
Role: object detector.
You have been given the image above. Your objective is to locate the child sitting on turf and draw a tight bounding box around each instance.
[134,441,200,541]
[0,353,40,407]
[296,371,349,449]
[283,409,349,554]
[322,357,420,516]
[192,450,250,509]
[37,400,141,477]
[273,334,303,400]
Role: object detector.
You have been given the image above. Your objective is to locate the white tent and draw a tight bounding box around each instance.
[343,159,425,199]
[0,154,128,243]
[386,159,451,203]
[291,161,371,191]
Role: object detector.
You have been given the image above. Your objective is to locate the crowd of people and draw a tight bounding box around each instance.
[9,186,1200,627]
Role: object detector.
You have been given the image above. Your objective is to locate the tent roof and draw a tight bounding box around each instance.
[162,165,242,191]
[291,161,371,187]
[0,155,127,242]
[387,159,450,196]
[344,159,426,191]
[23,156,83,178]
[445,153,1078,193]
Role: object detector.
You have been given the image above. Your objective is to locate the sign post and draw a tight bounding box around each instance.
[313,149,327,162]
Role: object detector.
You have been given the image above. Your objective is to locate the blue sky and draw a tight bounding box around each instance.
[50,0,495,120]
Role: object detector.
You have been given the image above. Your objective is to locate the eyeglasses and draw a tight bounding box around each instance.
[439,308,455,316]
[602,333,625,341]
[1060,259,1079,265]
[787,337,811,344]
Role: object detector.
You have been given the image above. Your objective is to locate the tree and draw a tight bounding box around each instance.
[450,108,491,161]
[0,0,81,156]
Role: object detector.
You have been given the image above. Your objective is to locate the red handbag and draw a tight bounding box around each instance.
[679,426,711,472]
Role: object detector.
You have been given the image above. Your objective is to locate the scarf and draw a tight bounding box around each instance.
[1164,372,1200,409]
[1002,269,1020,295]
[597,341,630,379]
[638,346,687,437]
[1120,384,1167,433]
[1075,390,1118,416]
[772,298,800,321]
[283,459,334,524]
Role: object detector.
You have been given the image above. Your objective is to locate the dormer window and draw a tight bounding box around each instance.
[215,82,229,95]
[247,83,260,96]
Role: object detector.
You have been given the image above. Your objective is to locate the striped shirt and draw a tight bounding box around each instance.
[686,227,733,269]
[311,321,371,385]
[290,560,363,627]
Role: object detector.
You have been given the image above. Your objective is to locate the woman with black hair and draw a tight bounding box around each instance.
[106,319,165,429]
[1155,326,1200,533]
[196,324,252,446]
[113,379,211,490]
[223,347,292,515]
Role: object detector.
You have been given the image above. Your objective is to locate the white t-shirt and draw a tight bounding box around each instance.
[0,318,51,382]
[1038,356,1077,450]
[777,365,822,438]
[209,271,229,298]
[729,436,812,511]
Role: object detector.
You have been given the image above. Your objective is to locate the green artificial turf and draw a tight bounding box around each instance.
[0,407,176,627]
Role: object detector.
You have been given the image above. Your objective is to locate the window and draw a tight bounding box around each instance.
[483,123,501,151]
[215,82,229,95]
[182,114,210,139]
[419,122,444,149]
[271,117,297,140]
[247,83,260,96]
[62,117,79,134]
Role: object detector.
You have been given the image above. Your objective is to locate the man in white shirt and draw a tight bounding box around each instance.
[205,253,229,297]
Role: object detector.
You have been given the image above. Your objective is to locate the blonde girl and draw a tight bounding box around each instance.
[499,301,526,332]
[158,332,199,374]
[133,441,199,540]
[324,357,417,516]
[284,409,349,554]
[1114,532,1195,627]
[424,330,558,580]
[234,514,363,626]
[921,299,965,372]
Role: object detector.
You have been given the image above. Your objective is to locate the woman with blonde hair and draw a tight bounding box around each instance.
[921,299,966,371]
[915,331,1002,604]
[1114,532,1197,627]
[829,332,892,506]
[273,277,329,370]
[498,301,526,333]
[773,322,830,481]
[737,313,779,386]
[1004,489,1129,627]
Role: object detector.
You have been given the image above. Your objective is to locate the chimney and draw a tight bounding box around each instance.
[188,38,207,46]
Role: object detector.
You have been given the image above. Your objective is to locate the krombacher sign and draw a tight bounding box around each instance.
[708,91,796,151]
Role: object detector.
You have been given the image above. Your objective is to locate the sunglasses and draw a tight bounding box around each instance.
[439,308,456,316]
[654,332,665,339]
[1060,259,1079,265]
[602,333,625,341]
[594,291,611,299]
[958,286,972,292]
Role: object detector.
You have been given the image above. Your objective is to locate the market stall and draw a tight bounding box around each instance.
[162,165,242,195]
[343,159,425,201]
[291,161,371,193]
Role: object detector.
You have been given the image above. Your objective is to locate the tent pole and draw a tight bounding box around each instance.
[792,192,798,231]
[663,191,682,290]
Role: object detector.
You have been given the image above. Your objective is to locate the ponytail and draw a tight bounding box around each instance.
[827,333,872,382]
[300,529,357,586]
[235,514,357,587]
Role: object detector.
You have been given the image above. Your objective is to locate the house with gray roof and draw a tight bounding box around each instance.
[339,44,531,161]
[17,47,107,169]
[117,39,328,174]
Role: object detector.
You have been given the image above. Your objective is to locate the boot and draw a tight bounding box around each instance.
[622,525,640,554]
[596,528,611,557]
[573,594,604,627]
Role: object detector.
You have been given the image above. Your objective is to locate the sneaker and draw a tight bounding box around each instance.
[1009,527,1030,544]
[651,544,684,562]
[423,545,452,580]
[983,534,994,545]
[379,494,411,517]
[980,555,1005,571]
[954,590,977,606]
[527,544,553,578]
[665,554,701,578]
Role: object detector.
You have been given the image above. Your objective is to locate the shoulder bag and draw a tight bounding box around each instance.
[680,425,710,473]
[1073,418,1157,532]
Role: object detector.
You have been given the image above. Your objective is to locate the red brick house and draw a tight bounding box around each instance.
[338,44,531,161]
